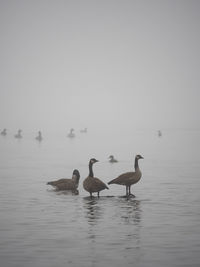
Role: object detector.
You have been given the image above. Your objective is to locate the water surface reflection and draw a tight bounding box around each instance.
[83,198,103,225]
[82,197,142,267]
[118,198,141,225]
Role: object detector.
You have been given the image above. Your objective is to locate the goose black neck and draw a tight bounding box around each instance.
[89,162,94,177]
[134,158,139,170]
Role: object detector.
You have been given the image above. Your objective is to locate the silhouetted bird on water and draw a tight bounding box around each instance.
[108,155,118,163]
[1,128,7,136]
[35,131,42,142]
[14,129,22,139]
[108,155,143,198]
[67,128,75,138]
[158,130,162,137]
[47,169,80,194]
[83,158,109,198]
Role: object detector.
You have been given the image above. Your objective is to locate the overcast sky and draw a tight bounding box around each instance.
[0,0,199,133]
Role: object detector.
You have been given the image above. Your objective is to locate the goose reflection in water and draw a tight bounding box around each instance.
[83,197,142,266]
[119,199,142,252]
[119,198,141,226]
[83,198,104,267]
[83,198,103,226]
[83,197,141,227]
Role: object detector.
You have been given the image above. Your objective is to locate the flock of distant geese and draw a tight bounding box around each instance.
[1,128,162,140]
[1,128,43,140]
[0,127,88,141]
[1,127,162,199]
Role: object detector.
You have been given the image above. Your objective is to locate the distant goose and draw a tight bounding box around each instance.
[108,155,118,163]
[80,128,87,133]
[108,155,144,197]
[35,131,42,141]
[14,129,22,139]
[47,169,80,193]
[83,158,109,198]
[1,128,7,136]
[158,130,162,137]
[67,128,75,138]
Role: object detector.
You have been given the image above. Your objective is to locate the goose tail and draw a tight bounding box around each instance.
[108,179,115,185]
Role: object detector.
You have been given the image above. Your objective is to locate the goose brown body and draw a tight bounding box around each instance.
[83,158,108,198]
[47,169,80,192]
[108,155,143,197]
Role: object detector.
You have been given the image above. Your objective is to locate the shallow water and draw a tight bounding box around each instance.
[0,129,200,267]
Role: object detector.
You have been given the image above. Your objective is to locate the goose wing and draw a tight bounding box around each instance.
[55,180,76,190]
[47,178,70,186]
[92,177,109,191]
[108,172,135,185]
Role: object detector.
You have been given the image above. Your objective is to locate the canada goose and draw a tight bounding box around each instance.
[35,131,42,141]
[108,155,144,197]
[109,155,118,163]
[158,130,162,137]
[83,158,109,198]
[47,169,80,193]
[1,128,7,136]
[67,128,75,138]
[14,129,22,139]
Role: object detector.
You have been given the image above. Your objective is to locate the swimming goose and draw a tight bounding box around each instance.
[83,158,109,198]
[35,131,42,141]
[158,130,162,137]
[1,128,7,136]
[108,155,144,197]
[47,169,80,193]
[14,129,22,138]
[67,128,75,138]
[108,155,118,163]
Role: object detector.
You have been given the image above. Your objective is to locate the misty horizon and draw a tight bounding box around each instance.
[0,0,200,133]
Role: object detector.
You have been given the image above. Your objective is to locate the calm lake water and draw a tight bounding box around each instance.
[0,128,200,267]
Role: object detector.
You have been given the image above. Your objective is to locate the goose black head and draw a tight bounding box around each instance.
[89,158,99,164]
[73,169,80,179]
[136,155,144,160]
[109,155,114,159]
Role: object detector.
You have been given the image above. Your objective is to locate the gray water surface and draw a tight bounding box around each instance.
[0,129,200,267]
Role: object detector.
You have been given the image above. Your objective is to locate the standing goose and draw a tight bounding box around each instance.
[83,158,109,198]
[47,169,80,194]
[108,155,144,197]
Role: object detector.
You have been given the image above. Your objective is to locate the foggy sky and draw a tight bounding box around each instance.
[0,0,200,133]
